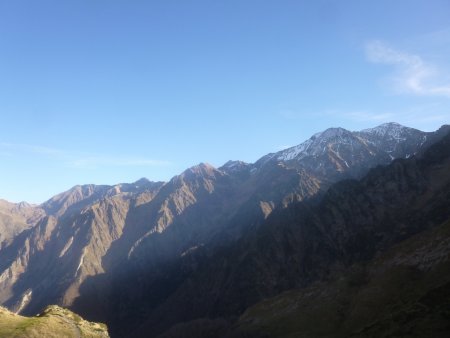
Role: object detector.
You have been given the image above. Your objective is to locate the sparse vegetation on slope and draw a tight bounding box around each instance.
[0,305,109,338]
[236,219,450,338]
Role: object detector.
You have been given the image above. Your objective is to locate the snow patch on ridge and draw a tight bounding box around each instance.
[274,123,413,163]
[75,249,86,277]
[59,237,74,258]
[360,122,407,140]
[277,138,314,161]
[276,127,353,161]
[15,289,32,314]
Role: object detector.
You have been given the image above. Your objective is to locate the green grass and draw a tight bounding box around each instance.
[0,305,109,338]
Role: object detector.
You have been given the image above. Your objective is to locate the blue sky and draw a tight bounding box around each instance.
[1,0,450,203]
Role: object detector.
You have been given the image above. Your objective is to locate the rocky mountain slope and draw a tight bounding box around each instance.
[255,122,429,178]
[74,123,448,336]
[236,217,450,338]
[0,304,109,337]
[0,200,45,250]
[133,128,450,337]
[0,122,448,337]
[0,179,164,314]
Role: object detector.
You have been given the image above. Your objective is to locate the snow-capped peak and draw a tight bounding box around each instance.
[276,127,354,161]
[221,160,248,169]
[275,138,313,161]
[360,122,407,139]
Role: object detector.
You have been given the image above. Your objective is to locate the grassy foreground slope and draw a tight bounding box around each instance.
[0,305,109,338]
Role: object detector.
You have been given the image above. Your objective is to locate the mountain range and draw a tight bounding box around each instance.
[0,122,449,337]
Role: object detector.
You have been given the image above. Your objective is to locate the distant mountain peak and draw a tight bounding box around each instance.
[180,163,218,179]
[312,126,351,140]
[219,160,250,173]
[222,160,248,168]
[256,122,431,179]
[16,201,33,209]
[360,122,411,137]
[133,177,150,185]
[189,162,215,171]
[275,126,355,162]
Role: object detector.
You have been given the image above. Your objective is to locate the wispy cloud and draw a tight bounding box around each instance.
[0,142,64,156]
[365,40,450,97]
[0,142,170,169]
[68,157,171,169]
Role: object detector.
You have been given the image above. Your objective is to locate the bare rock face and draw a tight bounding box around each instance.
[0,180,164,316]
[0,200,45,250]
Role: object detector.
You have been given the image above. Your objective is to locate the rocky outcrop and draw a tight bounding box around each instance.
[0,304,109,337]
